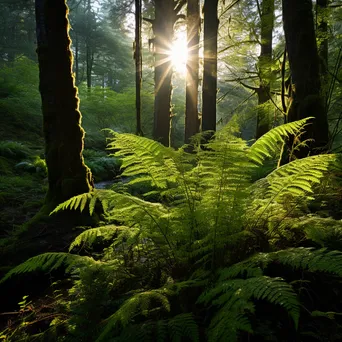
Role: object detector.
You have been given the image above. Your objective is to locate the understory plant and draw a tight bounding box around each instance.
[2,118,342,341]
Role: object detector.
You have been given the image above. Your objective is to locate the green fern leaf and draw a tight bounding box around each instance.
[96,290,171,342]
[1,253,94,283]
[199,276,299,329]
[69,225,130,251]
[249,118,310,165]
[168,313,199,342]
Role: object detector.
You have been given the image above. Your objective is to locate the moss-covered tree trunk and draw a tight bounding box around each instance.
[185,0,200,144]
[202,0,219,134]
[256,0,274,139]
[35,0,93,207]
[282,0,329,157]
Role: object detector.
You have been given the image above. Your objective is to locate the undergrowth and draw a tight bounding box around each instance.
[2,118,342,341]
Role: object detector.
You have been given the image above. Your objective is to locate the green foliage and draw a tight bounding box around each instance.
[0,253,96,283]
[0,141,31,160]
[0,57,42,144]
[249,118,311,165]
[83,149,121,182]
[80,86,154,137]
[3,120,342,341]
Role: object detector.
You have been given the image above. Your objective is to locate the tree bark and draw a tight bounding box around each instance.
[282,0,329,157]
[202,0,219,135]
[35,0,93,206]
[135,0,143,136]
[86,0,92,91]
[153,0,176,146]
[317,0,329,109]
[185,0,200,144]
[256,0,274,139]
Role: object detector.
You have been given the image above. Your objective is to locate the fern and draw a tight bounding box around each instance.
[96,290,171,342]
[197,275,299,341]
[69,225,131,251]
[1,253,95,283]
[114,313,199,342]
[249,118,311,165]
[264,154,336,202]
[168,313,199,342]
[207,308,253,342]
[107,132,181,191]
[50,189,112,216]
[219,248,342,280]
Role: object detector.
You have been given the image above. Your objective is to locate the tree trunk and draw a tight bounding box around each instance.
[202,0,219,134]
[153,0,175,146]
[282,0,329,157]
[35,0,93,206]
[185,0,200,144]
[86,0,92,91]
[256,0,274,139]
[317,0,329,109]
[135,0,143,136]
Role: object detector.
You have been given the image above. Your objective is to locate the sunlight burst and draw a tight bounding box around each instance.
[170,33,188,74]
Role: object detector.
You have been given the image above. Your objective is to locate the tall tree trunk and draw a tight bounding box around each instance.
[35,0,93,206]
[202,0,219,134]
[153,0,175,146]
[86,0,92,91]
[185,0,200,144]
[282,0,329,157]
[135,0,143,136]
[317,0,329,109]
[256,0,274,139]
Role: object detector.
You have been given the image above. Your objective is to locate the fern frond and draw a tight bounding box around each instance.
[254,154,336,204]
[199,276,299,328]
[207,307,253,342]
[249,118,310,165]
[69,225,131,251]
[168,313,199,342]
[50,190,112,216]
[96,290,171,342]
[1,253,95,283]
[220,247,342,281]
[107,132,180,191]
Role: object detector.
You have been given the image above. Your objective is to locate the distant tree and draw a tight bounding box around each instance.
[147,0,186,146]
[256,0,275,139]
[185,0,200,144]
[35,0,93,206]
[316,0,329,109]
[282,0,329,157]
[135,0,143,135]
[202,0,219,135]
[68,0,134,92]
[0,0,36,62]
